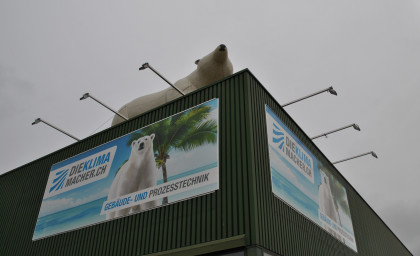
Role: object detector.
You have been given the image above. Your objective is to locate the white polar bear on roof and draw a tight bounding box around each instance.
[111,44,233,126]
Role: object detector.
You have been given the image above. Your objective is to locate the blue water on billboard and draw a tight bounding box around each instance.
[271,167,320,225]
[33,162,218,240]
[33,197,106,240]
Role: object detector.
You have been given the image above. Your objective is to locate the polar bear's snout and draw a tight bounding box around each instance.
[219,44,226,51]
[139,142,145,151]
[135,134,154,152]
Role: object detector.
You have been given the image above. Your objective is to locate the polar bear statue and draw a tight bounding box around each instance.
[106,134,159,220]
[111,44,233,126]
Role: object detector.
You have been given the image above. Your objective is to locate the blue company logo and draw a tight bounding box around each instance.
[272,123,285,152]
[49,169,69,193]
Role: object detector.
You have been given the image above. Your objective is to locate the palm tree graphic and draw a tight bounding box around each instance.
[128,104,217,205]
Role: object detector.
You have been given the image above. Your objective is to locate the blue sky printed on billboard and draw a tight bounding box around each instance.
[33,99,219,240]
[265,105,357,251]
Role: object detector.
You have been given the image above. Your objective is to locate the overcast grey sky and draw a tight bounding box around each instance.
[1,0,419,254]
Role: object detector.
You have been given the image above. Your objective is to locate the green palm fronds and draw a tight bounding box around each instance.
[127,104,217,204]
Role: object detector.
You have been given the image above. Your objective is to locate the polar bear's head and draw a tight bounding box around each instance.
[131,134,155,156]
[193,44,233,86]
[195,44,230,64]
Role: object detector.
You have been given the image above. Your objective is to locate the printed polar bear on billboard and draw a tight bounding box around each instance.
[106,134,158,219]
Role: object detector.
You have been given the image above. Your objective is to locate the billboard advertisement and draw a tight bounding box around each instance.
[265,106,357,251]
[33,99,219,240]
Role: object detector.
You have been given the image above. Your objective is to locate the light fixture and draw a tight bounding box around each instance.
[32,118,80,141]
[80,93,128,121]
[332,151,378,164]
[80,93,90,100]
[281,86,338,107]
[311,123,361,140]
[139,63,149,70]
[352,124,361,131]
[139,62,185,96]
[32,118,42,125]
[328,87,337,96]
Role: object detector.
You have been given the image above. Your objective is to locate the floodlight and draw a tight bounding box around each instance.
[328,87,338,95]
[371,151,378,158]
[311,123,361,140]
[80,93,90,100]
[139,63,149,70]
[79,93,128,121]
[332,151,378,164]
[282,86,338,107]
[32,118,41,125]
[31,118,80,141]
[139,62,184,96]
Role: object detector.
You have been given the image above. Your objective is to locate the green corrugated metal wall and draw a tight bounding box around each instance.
[0,71,252,256]
[0,70,412,256]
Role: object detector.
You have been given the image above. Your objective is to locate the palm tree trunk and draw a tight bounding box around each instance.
[162,162,168,205]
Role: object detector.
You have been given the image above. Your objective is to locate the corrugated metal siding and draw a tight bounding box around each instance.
[0,70,412,256]
[0,71,253,256]
[244,71,412,256]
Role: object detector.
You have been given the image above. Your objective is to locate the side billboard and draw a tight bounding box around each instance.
[265,105,357,252]
[33,99,219,240]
